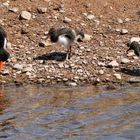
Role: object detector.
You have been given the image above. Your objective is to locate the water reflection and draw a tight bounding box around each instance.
[0,85,140,139]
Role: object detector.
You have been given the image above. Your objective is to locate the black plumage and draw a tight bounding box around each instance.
[0,26,9,62]
[127,41,140,56]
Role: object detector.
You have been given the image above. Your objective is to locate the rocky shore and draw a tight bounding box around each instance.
[0,0,140,87]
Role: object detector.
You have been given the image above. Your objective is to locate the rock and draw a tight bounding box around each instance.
[87,14,95,20]
[22,66,33,73]
[107,60,119,68]
[26,72,32,76]
[67,82,77,86]
[98,62,106,67]
[63,17,72,23]
[127,51,135,57]
[114,73,121,80]
[121,58,130,64]
[58,63,64,68]
[20,11,31,20]
[13,64,24,70]
[1,70,10,75]
[120,29,128,35]
[21,27,29,34]
[37,78,45,83]
[37,7,47,13]
[9,7,19,13]
[83,34,92,41]
[3,1,9,7]
[117,18,123,24]
[98,70,104,75]
[63,78,68,82]
[128,77,140,83]
[39,40,52,47]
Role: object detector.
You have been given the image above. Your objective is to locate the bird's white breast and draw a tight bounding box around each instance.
[58,35,70,48]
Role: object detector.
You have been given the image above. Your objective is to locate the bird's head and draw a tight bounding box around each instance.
[126,41,140,56]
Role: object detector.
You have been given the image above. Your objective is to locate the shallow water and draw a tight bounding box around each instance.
[0,85,140,140]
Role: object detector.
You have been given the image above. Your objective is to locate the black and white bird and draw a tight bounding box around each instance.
[46,27,84,59]
[127,41,140,57]
[0,26,10,70]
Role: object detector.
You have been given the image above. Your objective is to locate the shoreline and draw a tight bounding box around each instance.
[0,0,140,89]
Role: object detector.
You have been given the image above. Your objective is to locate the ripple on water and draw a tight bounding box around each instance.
[0,85,140,139]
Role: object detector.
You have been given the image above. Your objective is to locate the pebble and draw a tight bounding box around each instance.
[63,17,72,23]
[22,66,33,73]
[107,60,119,68]
[114,73,121,80]
[63,78,68,82]
[68,82,77,86]
[58,63,64,68]
[87,14,95,20]
[39,40,52,47]
[121,58,130,64]
[20,11,31,20]
[13,64,24,70]
[3,1,9,7]
[37,7,47,13]
[117,18,123,24]
[9,7,19,13]
[98,62,106,67]
[120,29,128,35]
[98,70,104,75]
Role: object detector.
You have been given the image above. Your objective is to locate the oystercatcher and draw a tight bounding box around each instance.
[127,41,140,56]
[0,26,10,70]
[47,27,84,59]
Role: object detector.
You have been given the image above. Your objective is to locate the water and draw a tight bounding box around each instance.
[0,85,140,140]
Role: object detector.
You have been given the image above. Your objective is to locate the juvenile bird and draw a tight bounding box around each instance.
[47,27,84,59]
[127,41,140,56]
[0,26,10,70]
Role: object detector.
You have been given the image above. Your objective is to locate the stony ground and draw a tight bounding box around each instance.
[1,0,140,87]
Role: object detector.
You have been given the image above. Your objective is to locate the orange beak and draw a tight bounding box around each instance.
[0,61,4,70]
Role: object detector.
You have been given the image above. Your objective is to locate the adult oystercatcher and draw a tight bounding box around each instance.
[0,26,10,70]
[47,27,84,59]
